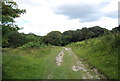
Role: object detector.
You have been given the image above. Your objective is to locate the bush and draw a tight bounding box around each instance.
[18,42,47,49]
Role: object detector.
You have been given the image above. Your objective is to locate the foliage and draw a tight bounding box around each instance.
[25,33,43,44]
[88,26,107,37]
[61,34,71,46]
[7,32,28,47]
[2,0,26,24]
[44,31,62,46]
[111,26,120,32]
[63,30,82,42]
[18,42,47,49]
[2,25,19,47]
[43,26,109,46]
[61,26,108,45]
[2,0,26,47]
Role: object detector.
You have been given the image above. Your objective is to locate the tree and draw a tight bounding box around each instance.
[2,0,26,24]
[8,32,28,47]
[25,33,44,44]
[61,34,71,46]
[63,30,74,42]
[1,0,26,47]
[89,26,106,37]
[112,26,120,32]
[80,27,92,40]
[44,31,62,46]
[72,29,83,42]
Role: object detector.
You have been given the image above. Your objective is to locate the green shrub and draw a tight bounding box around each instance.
[18,42,47,49]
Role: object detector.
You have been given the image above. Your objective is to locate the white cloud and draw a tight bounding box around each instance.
[14,0,119,36]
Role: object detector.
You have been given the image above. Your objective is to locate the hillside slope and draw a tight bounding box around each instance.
[68,33,119,79]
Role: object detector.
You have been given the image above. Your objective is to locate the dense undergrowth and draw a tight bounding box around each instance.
[68,32,119,79]
[18,42,49,49]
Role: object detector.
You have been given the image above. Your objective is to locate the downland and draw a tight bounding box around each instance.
[2,32,119,79]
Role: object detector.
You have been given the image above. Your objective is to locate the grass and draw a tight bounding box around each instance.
[2,46,85,79]
[2,33,119,79]
[2,46,62,79]
[68,33,119,79]
[52,48,84,79]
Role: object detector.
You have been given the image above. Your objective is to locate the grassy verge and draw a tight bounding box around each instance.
[2,46,62,79]
[68,33,119,79]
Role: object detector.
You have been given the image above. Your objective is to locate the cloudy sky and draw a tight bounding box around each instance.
[14,0,119,36]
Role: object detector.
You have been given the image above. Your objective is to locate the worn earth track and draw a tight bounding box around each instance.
[55,47,106,79]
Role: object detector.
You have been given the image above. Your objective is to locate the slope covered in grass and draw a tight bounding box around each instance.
[68,33,119,79]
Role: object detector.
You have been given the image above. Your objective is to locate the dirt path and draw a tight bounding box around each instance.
[55,47,106,79]
[55,50,64,66]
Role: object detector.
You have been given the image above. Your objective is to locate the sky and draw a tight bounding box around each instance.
[14,0,119,36]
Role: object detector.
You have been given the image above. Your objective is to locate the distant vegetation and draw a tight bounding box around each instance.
[2,25,120,48]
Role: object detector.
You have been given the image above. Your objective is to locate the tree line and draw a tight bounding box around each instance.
[1,0,120,48]
[2,25,120,48]
[44,26,120,46]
